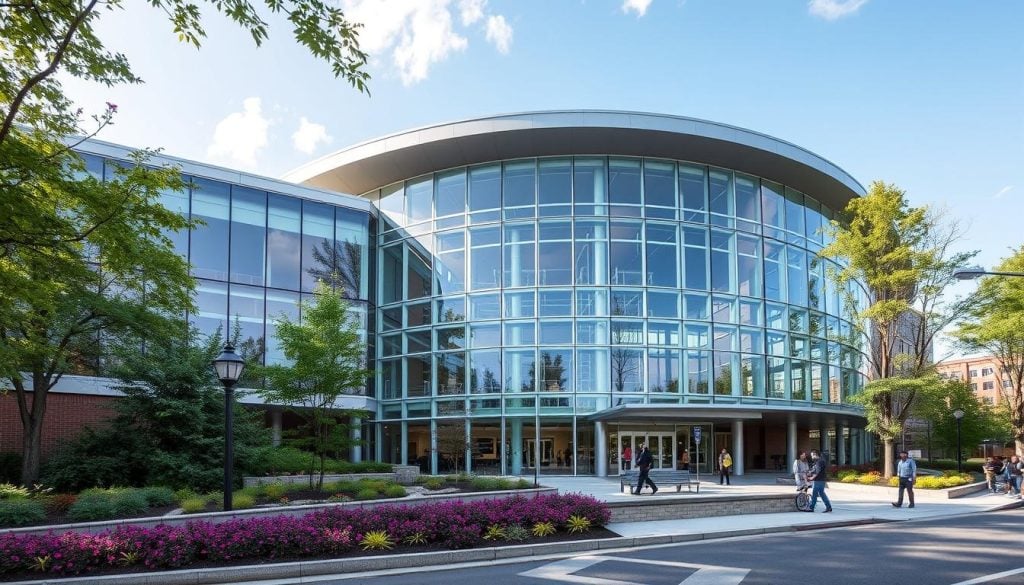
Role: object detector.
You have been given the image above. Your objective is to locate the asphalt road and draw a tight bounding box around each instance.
[271,509,1024,585]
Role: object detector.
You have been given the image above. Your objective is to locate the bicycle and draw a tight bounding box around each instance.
[795,484,812,511]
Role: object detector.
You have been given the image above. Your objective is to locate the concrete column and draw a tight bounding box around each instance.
[787,419,798,469]
[838,424,847,466]
[464,414,472,475]
[271,410,283,447]
[349,415,362,463]
[595,421,608,477]
[731,420,744,476]
[511,418,523,475]
[400,422,408,467]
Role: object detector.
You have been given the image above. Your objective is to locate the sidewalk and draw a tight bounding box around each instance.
[535,473,1023,538]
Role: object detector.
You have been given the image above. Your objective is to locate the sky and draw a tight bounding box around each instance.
[62,0,1024,358]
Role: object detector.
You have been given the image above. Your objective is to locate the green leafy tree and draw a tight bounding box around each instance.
[257,282,371,489]
[954,246,1024,455]
[912,379,996,461]
[40,327,270,492]
[821,181,975,476]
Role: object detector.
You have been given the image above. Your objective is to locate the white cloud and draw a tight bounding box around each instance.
[343,0,513,85]
[459,0,486,25]
[206,97,269,169]
[622,0,653,17]
[808,0,868,21]
[994,185,1014,199]
[292,117,333,155]
[485,15,513,54]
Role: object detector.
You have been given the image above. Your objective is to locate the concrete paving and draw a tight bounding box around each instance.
[530,472,1023,538]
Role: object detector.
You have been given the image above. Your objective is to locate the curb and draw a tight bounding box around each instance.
[3,519,894,585]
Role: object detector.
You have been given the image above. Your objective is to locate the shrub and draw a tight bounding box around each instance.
[67,493,117,522]
[262,482,288,500]
[355,488,379,500]
[496,478,515,490]
[42,493,77,516]
[384,485,406,498]
[424,478,445,490]
[483,524,506,540]
[179,497,209,514]
[360,530,395,550]
[566,514,592,533]
[403,531,428,545]
[111,491,149,517]
[856,473,882,485]
[505,524,530,541]
[531,521,556,537]
[470,477,498,491]
[139,487,175,507]
[836,469,858,481]
[516,479,532,489]
[0,499,45,526]
[888,476,899,487]
[233,494,256,509]
[0,483,30,500]
[173,488,197,503]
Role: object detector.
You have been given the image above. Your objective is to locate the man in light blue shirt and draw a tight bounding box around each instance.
[892,450,917,508]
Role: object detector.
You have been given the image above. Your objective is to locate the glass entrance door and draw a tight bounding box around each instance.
[620,432,675,471]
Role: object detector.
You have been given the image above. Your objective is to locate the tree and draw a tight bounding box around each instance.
[821,181,975,477]
[257,282,371,489]
[953,246,1024,455]
[910,378,995,461]
[40,327,270,492]
[1,0,370,487]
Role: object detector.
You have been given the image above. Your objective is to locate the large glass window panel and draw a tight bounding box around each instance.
[573,158,606,215]
[714,351,739,396]
[503,223,535,287]
[610,289,643,317]
[229,187,267,286]
[504,290,535,318]
[190,178,230,280]
[811,362,824,401]
[805,196,824,245]
[785,187,806,244]
[575,319,608,344]
[469,165,501,217]
[381,245,403,304]
[608,158,641,206]
[685,293,710,320]
[682,226,709,290]
[469,227,501,290]
[539,350,572,392]
[679,164,707,223]
[378,183,405,228]
[708,169,733,227]
[684,323,710,348]
[611,320,643,344]
[506,349,536,392]
[610,240,643,286]
[644,160,676,209]
[764,241,786,302]
[470,323,501,348]
[539,320,572,345]
[265,289,299,365]
[435,169,466,218]
[407,329,431,353]
[157,182,190,258]
[574,219,608,285]
[470,350,502,393]
[736,234,761,298]
[648,321,680,346]
[469,293,501,320]
[808,256,825,311]
[768,357,787,399]
[714,325,736,351]
[611,348,643,393]
[336,208,369,299]
[646,223,678,287]
[787,247,809,306]
[380,333,401,357]
[435,230,465,296]
[301,201,334,292]
[710,230,735,293]
[503,160,536,218]
[538,158,571,211]
[407,354,431,397]
[740,327,763,354]
[741,354,765,397]
[647,291,679,318]
[539,289,572,317]
[504,321,535,345]
[436,296,466,322]
[713,295,736,323]
[761,180,786,240]
[229,284,265,362]
[436,325,466,351]
[685,350,710,394]
[649,349,681,393]
[576,289,608,316]
[408,246,432,299]
[766,303,787,330]
[576,348,610,392]
[405,177,432,225]
[193,279,227,338]
[380,358,402,399]
[739,299,762,326]
[538,241,572,285]
[436,352,466,395]
[734,173,760,229]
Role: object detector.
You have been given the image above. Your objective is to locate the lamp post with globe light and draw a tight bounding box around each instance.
[953,408,965,473]
[212,343,245,511]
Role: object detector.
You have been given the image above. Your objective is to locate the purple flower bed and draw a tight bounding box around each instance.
[0,493,609,579]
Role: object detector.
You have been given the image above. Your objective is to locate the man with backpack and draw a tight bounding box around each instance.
[632,442,657,495]
[803,449,833,513]
[718,448,733,485]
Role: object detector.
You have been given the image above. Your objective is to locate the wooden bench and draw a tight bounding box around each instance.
[619,469,700,493]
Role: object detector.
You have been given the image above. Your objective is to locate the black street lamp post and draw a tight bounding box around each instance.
[212,343,245,512]
[953,408,965,473]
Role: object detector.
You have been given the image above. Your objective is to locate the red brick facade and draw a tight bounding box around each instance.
[0,393,118,458]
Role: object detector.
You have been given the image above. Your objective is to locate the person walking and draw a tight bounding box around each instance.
[803,449,832,513]
[718,448,733,485]
[622,445,632,471]
[1007,455,1023,498]
[892,450,917,508]
[983,457,1001,493]
[633,443,657,495]
[793,451,810,491]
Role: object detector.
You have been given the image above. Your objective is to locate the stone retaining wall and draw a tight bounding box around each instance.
[607,493,794,522]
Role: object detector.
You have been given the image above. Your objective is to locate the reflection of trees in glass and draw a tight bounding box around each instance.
[435,422,470,474]
[307,238,363,298]
[480,368,501,393]
[536,352,567,391]
[437,354,465,395]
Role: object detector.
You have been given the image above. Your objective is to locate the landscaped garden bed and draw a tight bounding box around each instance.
[836,469,974,489]
[0,493,612,581]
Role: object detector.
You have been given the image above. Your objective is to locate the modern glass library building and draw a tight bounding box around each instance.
[73,111,873,477]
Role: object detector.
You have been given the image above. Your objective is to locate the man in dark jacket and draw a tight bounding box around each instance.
[633,443,658,495]
[803,449,832,513]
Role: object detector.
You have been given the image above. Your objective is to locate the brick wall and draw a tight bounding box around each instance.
[607,493,794,522]
[0,393,117,458]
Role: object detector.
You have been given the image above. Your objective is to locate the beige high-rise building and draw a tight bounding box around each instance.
[936,356,1007,406]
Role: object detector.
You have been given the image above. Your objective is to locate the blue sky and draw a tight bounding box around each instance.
[64,0,1023,357]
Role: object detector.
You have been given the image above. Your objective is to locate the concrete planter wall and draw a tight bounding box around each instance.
[0,487,557,537]
[242,465,421,487]
[827,480,986,500]
[607,493,794,522]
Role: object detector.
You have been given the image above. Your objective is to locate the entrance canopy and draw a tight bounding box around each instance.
[586,403,867,429]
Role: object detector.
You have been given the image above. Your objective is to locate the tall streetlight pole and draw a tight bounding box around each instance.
[953,266,1024,280]
[953,408,965,473]
[212,343,245,512]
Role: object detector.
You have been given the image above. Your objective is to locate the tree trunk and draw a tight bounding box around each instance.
[1016,438,1023,457]
[17,376,49,487]
[881,438,895,479]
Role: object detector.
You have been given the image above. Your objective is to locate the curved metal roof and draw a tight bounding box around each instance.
[285,110,865,209]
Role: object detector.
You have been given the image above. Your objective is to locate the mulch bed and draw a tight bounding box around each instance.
[0,527,622,582]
